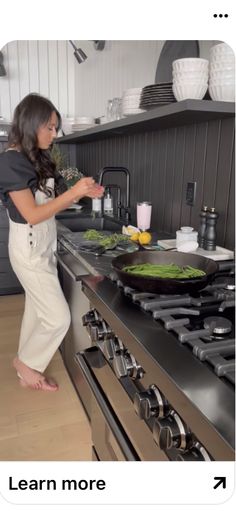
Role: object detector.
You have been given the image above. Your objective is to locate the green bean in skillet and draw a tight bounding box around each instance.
[122,263,206,279]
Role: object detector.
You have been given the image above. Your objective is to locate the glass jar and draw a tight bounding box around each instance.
[176,226,198,249]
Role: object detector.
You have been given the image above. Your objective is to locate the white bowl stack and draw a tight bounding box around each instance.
[209,43,235,102]
[122,88,145,116]
[172,58,209,101]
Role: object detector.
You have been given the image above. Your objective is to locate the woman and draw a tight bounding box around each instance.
[0,93,104,391]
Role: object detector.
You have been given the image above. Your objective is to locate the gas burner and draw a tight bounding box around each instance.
[203,316,232,335]
[213,276,235,291]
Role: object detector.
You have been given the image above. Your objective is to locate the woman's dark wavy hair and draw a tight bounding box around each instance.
[8,93,61,196]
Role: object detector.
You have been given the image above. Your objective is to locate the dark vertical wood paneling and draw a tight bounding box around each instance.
[171,126,185,234]
[203,120,221,208]
[215,118,235,246]
[191,122,208,229]
[180,124,196,227]
[155,129,168,231]
[163,128,177,232]
[224,144,235,250]
[59,116,234,249]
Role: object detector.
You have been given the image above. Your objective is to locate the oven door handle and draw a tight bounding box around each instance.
[76,351,137,461]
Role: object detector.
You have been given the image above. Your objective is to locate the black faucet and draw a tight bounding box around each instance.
[98,166,131,222]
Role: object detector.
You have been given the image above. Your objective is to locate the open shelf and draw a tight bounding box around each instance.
[57,100,235,144]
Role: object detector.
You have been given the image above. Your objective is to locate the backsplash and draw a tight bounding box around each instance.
[60,116,235,250]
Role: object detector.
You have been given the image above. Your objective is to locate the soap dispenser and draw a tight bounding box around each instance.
[103,187,113,215]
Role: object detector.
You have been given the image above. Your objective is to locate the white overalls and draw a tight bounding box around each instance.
[8,178,71,373]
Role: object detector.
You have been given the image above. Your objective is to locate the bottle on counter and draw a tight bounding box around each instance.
[204,207,219,251]
[103,187,113,215]
[198,205,208,248]
[92,198,102,214]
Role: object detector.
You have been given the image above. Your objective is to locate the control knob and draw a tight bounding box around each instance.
[103,336,124,360]
[89,320,113,343]
[134,385,169,420]
[176,442,211,461]
[113,352,144,380]
[153,411,192,451]
[82,309,101,326]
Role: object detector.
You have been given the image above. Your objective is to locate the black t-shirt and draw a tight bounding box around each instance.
[0,150,67,223]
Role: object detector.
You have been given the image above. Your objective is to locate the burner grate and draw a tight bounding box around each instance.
[108,268,235,383]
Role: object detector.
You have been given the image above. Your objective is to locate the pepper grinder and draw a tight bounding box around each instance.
[198,205,208,248]
[204,207,219,251]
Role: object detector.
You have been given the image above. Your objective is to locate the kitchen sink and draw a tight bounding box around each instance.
[57,214,122,232]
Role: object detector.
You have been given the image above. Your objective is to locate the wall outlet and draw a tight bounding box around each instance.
[186,181,197,206]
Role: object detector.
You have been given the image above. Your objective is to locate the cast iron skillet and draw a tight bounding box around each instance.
[112,251,219,294]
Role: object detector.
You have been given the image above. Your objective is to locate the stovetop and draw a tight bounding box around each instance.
[108,269,235,387]
[81,260,235,458]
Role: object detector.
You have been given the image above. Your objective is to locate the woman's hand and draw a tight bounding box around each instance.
[72,177,104,201]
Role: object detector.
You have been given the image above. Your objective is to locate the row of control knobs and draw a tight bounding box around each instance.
[134,385,211,461]
[82,309,144,380]
[82,310,210,461]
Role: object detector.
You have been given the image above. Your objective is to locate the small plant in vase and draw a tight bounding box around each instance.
[51,144,84,190]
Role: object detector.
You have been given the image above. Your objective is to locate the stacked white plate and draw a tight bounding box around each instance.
[209,43,235,102]
[71,116,96,132]
[172,58,209,101]
[122,87,145,116]
[62,116,96,134]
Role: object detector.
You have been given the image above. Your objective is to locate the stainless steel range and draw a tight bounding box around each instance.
[75,260,235,462]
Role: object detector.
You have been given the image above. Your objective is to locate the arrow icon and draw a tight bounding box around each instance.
[213,477,226,489]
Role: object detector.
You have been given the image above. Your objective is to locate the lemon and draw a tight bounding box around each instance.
[130,232,140,242]
[139,232,152,245]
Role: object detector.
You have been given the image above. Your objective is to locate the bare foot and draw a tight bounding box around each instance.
[13,357,58,391]
[18,376,58,391]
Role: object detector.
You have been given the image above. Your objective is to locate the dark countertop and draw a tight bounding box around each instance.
[56,220,172,277]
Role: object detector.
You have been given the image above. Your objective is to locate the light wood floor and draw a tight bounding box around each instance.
[0,294,92,461]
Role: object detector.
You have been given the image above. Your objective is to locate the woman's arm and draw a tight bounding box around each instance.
[9,177,104,225]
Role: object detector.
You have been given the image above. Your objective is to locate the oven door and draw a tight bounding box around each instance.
[75,346,167,461]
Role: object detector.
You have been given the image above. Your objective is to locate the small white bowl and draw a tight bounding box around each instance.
[173,69,208,78]
[210,55,235,65]
[173,82,208,100]
[209,69,235,79]
[210,61,235,71]
[173,79,208,87]
[210,43,235,57]
[173,75,208,83]
[209,78,235,86]
[173,58,209,72]
[209,84,235,101]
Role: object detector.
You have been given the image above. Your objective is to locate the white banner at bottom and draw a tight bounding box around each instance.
[0,461,235,507]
